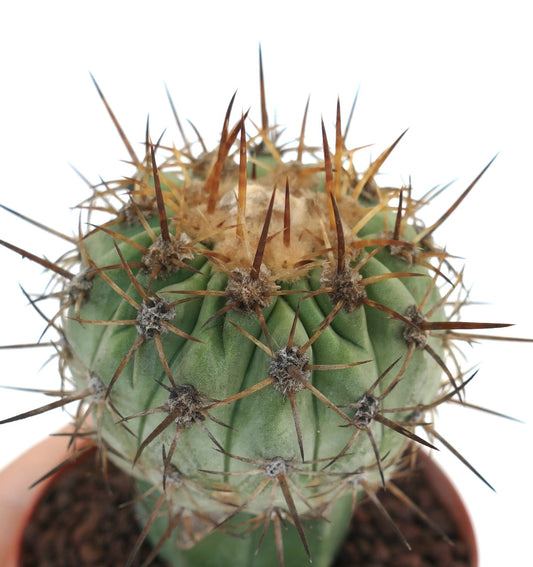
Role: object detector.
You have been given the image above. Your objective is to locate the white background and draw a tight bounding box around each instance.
[0,2,531,566]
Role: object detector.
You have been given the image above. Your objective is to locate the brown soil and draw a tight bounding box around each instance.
[334,467,472,567]
[19,452,167,567]
[19,451,473,567]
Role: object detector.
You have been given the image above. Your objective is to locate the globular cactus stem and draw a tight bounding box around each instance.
[0,52,526,567]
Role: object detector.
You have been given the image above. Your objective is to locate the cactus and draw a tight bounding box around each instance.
[0,53,525,567]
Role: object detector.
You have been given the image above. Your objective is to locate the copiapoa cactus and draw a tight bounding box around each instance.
[0,52,527,567]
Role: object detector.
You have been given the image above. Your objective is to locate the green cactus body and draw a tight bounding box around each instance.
[1,62,511,567]
[60,137,446,566]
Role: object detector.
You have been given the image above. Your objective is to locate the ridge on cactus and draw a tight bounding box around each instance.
[0,51,528,567]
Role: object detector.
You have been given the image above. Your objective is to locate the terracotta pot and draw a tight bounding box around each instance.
[0,436,478,567]
[417,451,479,567]
[0,431,85,567]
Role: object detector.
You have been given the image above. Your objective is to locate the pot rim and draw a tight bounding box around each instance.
[0,436,478,567]
[0,428,83,567]
[417,450,479,567]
